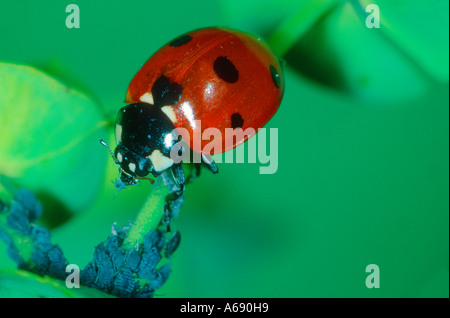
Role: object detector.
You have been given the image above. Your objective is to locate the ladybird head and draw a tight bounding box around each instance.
[114,144,153,179]
[99,139,144,187]
[101,103,179,188]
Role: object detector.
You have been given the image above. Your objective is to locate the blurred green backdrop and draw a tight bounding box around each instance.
[0,0,448,297]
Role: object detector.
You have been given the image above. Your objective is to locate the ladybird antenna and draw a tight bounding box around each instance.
[100,139,118,164]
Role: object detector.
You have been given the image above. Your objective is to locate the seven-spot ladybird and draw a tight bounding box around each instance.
[103,27,284,189]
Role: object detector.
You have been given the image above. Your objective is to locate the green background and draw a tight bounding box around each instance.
[0,0,448,297]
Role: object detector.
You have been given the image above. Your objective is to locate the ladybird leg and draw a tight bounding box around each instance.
[163,163,185,204]
[171,163,185,191]
[163,187,184,232]
[163,202,172,232]
[166,185,184,202]
[201,153,219,174]
[194,163,202,177]
[162,164,185,232]
[163,202,173,232]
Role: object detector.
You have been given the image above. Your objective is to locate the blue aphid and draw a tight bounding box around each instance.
[47,246,67,280]
[31,226,53,253]
[94,243,110,268]
[7,203,30,235]
[113,268,135,297]
[105,235,120,253]
[80,263,97,287]
[95,258,115,292]
[14,189,43,221]
[165,231,181,258]
[125,250,141,272]
[143,230,164,252]
[31,225,51,240]
[111,248,126,271]
[147,264,171,291]
[31,249,49,276]
[116,228,129,241]
[138,248,161,279]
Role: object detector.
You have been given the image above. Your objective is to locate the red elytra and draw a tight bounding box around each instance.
[125,27,284,154]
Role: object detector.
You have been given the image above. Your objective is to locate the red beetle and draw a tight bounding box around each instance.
[103,27,284,190]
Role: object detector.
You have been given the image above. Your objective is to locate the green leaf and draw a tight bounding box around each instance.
[358,0,449,82]
[0,62,108,218]
[219,0,308,34]
[0,268,113,298]
[281,1,447,103]
[266,0,338,57]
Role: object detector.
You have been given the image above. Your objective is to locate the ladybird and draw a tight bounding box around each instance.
[103,27,284,189]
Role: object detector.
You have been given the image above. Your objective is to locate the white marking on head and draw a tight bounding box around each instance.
[128,162,136,173]
[117,152,123,163]
[161,106,177,123]
[164,132,175,148]
[147,149,174,172]
[140,92,154,104]
[115,124,123,144]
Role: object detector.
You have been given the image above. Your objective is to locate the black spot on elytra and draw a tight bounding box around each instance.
[270,65,281,88]
[214,56,239,83]
[231,113,244,129]
[152,75,183,107]
[169,34,193,47]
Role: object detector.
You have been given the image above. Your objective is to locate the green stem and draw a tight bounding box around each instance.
[267,0,338,58]
[121,176,171,250]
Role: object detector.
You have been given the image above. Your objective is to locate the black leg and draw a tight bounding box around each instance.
[163,190,184,231]
[163,202,172,232]
[162,163,186,231]
[171,163,185,188]
[201,153,219,174]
